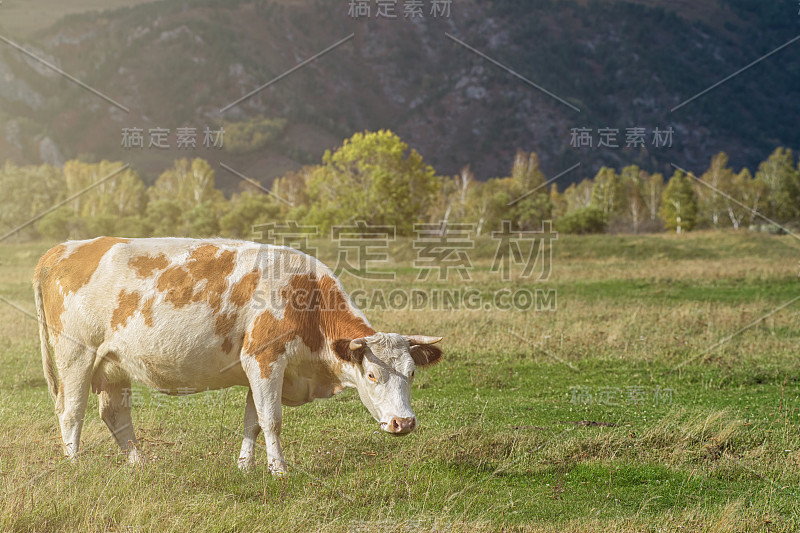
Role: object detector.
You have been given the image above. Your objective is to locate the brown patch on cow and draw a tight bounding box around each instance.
[34,238,128,338]
[129,253,169,278]
[230,269,261,307]
[156,244,236,313]
[243,273,375,378]
[316,275,375,341]
[58,237,130,294]
[141,297,155,327]
[157,266,194,308]
[221,337,233,354]
[215,312,237,338]
[186,245,236,312]
[34,244,67,336]
[243,309,285,378]
[111,290,141,330]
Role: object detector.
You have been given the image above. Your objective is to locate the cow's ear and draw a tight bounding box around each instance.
[410,344,443,367]
[332,339,365,365]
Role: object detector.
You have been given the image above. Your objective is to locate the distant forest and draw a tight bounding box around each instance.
[3,130,799,241]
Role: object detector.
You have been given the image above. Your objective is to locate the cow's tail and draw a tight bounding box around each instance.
[34,278,59,403]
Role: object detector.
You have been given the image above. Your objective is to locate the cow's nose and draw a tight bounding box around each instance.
[388,416,416,434]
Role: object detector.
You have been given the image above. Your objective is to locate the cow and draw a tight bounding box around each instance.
[33,236,443,474]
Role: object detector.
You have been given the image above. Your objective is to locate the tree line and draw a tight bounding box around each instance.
[2,130,799,241]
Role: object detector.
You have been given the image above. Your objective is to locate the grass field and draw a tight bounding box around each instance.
[1,231,800,531]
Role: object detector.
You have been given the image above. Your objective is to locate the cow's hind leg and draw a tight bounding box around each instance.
[98,377,143,464]
[54,343,93,460]
[237,388,261,470]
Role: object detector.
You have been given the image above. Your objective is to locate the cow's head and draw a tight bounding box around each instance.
[333,333,442,435]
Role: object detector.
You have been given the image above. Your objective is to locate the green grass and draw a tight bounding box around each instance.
[2,231,800,531]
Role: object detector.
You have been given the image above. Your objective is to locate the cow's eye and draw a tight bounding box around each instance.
[410,370,415,380]
[367,372,377,383]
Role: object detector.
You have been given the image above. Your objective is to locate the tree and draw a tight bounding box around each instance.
[464,177,518,235]
[557,206,607,234]
[507,151,551,230]
[147,158,228,237]
[590,167,624,223]
[63,160,146,221]
[620,165,647,233]
[304,130,440,235]
[722,168,766,230]
[271,166,313,220]
[562,179,594,213]
[432,166,475,226]
[0,162,65,240]
[220,191,280,238]
[149,158,225,211]
[755,147,800,222]
[145,199,183,237]
[550,184,568,220]
[659,169,698,233]
[223,117,287,155]
[697,152,735,228]
[643,173,664,224]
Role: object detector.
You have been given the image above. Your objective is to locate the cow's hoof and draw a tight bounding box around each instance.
[237,458,256,472]
[127,448,146,465]
[268,460,288,477]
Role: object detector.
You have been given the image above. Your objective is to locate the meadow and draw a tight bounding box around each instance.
[1,231,799,532]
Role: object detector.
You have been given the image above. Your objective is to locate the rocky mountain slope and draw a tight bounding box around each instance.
[0,0,798,191]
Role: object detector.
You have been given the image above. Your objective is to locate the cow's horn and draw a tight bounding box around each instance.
[349,338,368,351]
[407,335,443,346]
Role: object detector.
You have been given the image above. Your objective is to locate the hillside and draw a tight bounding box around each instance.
[0,0,798,191]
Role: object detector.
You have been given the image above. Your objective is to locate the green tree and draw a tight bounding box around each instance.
[550,184,567,220]
[304,130,440,235]
[223,117,287,155]
[620,165,646,233]
[722,168,767,230]
[149,158,225,211]
[433,166,474,226]
[37,208,84,241]
[147,158,228,237]
[755,147,800,222]
[557,206,607,234]
[145,199,183,237]
[590,166,624,223]
[507,151,551,230]
[184,202,221,237]
[271,167,313,220]
[463,177,518,235]
[63,160,146,221]
[643,173,664,225]
[0,162,65,240]
[697,152,735,228]
[220,191,280,238]
[562,179,594,214]
[660,169,698,233]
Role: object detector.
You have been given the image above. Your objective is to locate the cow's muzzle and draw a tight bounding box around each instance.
[384,416,416,435]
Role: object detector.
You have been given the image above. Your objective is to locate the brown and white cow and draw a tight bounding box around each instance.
[33,237,442,473]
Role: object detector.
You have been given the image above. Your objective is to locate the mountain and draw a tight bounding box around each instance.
[0,0,798,192]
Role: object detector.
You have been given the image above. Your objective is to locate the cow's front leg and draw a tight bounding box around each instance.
[241,356,288,475]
